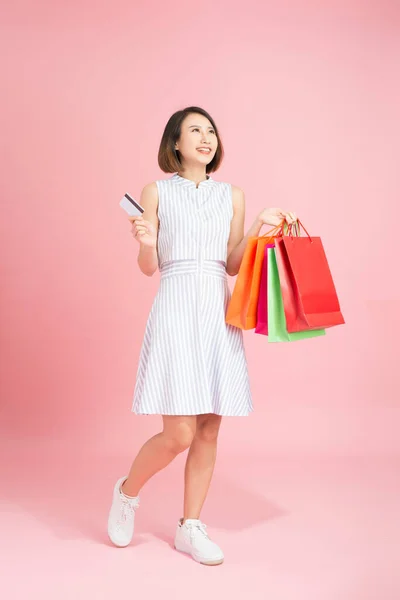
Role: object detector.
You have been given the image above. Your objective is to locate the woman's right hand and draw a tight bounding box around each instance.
[128,215,157,248]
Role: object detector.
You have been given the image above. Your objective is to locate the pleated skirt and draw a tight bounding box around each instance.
[131,259,254,416]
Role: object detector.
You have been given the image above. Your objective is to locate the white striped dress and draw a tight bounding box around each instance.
[131,173,254,416]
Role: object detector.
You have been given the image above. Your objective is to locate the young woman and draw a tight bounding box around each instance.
[108,106,296,565]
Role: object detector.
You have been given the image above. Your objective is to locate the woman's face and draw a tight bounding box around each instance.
[175,113,218,169]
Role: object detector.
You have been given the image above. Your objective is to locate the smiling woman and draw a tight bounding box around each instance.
[108,105,297,567]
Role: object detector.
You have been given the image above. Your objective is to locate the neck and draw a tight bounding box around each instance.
[177,168,209,185]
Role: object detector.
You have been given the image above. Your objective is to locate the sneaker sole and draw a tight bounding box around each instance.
[108,532,130,547]
[174,545,224,566]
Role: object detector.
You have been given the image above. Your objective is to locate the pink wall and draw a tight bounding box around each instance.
[1,1,399,457]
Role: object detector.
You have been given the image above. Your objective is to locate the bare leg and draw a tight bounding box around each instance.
[182,414,222,521]
[122,415,197,497]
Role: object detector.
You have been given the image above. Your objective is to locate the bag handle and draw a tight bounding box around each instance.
[260,223,283,238]
[260,218,312,241]
[284,221,299,236]
[280,218,312,241]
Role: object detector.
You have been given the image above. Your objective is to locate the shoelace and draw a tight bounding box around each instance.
[186,521,210,543]
[118,496,139,525]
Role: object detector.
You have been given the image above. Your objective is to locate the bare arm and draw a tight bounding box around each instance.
[135,183,159,277]
[226,186,263,276]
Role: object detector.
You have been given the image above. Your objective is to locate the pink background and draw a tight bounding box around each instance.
[1,1,399,598]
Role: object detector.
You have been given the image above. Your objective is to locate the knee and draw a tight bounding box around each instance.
[164,423,195,454]
[195,421,221,444]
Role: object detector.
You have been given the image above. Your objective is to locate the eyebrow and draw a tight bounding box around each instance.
[188,125,214,129]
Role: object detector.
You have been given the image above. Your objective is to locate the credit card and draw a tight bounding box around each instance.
[119,193,145,216]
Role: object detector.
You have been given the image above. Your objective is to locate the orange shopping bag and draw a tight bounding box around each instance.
[225,223,283,329]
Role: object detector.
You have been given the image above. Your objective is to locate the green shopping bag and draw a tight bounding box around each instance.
[267,247,326,343]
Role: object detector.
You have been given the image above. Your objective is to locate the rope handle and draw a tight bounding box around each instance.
[261,218,312,240]
[260,223,284,238]
[287,218,311,240]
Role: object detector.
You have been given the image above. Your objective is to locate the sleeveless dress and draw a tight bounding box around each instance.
[131,173,254,416]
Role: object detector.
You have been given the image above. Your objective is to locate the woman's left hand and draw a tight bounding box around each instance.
[257,207,297,228]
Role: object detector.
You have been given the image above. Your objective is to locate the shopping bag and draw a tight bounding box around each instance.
[274,220,345,332]
[254,243,275,335]
[226,225,282,330]
[267,247,326,342]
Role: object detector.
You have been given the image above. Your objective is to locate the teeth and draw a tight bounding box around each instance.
[198,149,210,153]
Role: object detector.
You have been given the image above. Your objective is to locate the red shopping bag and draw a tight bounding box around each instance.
[255,243,275,335]
[274,220,345,332]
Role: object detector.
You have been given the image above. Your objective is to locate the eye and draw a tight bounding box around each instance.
[192,128,216,134]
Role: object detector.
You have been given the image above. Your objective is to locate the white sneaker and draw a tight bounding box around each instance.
[107,475,140,547]
[174,518,224,565]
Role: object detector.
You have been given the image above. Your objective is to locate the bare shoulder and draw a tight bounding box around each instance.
[140,181,159,205]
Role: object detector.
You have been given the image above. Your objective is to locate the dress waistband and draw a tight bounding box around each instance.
[160,259,227,280]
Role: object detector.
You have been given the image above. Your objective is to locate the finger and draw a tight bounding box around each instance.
[284,212,296,224]
[135,219,147,227]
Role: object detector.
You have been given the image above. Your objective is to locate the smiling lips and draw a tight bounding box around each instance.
[197,148,211,154]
